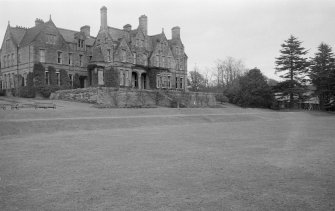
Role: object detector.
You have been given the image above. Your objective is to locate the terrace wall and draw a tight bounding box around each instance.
[50,87,217,107]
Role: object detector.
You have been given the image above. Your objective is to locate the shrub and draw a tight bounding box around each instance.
[33,63,45,87]
[215,93,228,104]
[154,90,165,105]
[36,85,60,98]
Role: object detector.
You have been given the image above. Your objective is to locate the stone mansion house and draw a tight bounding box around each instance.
[0,6,187,93]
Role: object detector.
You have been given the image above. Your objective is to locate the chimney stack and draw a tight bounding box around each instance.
[35,18,44,26]
[172,26,180,40]
[80,25,90,37]
[123,24,132,32]
[100,6,107,30]
[139,15,147,35]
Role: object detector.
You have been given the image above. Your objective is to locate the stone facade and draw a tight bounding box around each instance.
[0,6,188,94]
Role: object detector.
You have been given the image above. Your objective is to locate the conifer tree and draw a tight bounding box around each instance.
[275,35,309,108]
[309,43,335,109]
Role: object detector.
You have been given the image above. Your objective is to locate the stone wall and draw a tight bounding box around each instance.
[50,87,217,107]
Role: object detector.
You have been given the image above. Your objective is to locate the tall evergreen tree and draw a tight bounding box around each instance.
[275,35,309,108]
[309,43,335,109]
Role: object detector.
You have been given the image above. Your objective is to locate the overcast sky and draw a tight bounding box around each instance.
[1,0,335,80]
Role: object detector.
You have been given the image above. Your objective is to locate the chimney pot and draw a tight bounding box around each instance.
[35,18,44,26]
[100,6,107,30]
[139,15,148,35]
[80,25,90,37]
[172,26,180,40]
[123,24,132,32]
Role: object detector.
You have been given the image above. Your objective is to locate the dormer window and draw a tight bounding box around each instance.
[46,34,56,44]
[77,39,85,48]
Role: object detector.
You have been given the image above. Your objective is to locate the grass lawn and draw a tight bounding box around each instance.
[0,98,335,210]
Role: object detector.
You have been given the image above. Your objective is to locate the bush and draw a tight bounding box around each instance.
[36,85,60,98]
[19,86,35,98]
[215,93,228,104]
[33,63,45,87]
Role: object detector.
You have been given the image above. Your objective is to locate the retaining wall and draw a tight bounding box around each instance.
[50,88,217,107]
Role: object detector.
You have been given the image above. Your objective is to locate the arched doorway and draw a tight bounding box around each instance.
[131,72,138,88]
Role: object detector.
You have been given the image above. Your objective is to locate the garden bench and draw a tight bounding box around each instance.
[18,103,36,109]
[0,104,12,110]
[10,103,20,110]
[34,103,56,109]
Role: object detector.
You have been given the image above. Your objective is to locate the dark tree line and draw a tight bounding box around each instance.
[275,35,335,110]
[309,43,335,109]
[188,35,335,110]
[188,65,274,108]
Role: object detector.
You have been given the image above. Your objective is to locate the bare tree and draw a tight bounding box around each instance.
[214,57,246,92]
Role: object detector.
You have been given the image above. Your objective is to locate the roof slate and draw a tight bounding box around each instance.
[108,27,124,41]
[58,27,95,46]
[90,46,105,62]
[9,27,26,45]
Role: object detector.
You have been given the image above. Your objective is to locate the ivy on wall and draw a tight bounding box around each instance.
[73,73,81,89]
[18,72,35,98]
[87,64,97,87]
[48,66,57,86]
[147,68,166,90]
[59,69,71,89]
[104,67,119,88]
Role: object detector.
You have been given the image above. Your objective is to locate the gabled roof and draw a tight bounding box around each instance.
[90,46,105,62]
[19,21,50,47]
[15,19,95,47]
[58,28,77,43]
[108,26,124,41]
[9,27,26,46]
[58,27,95,46]
[148,33,162,50]
[114,37,132,54]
